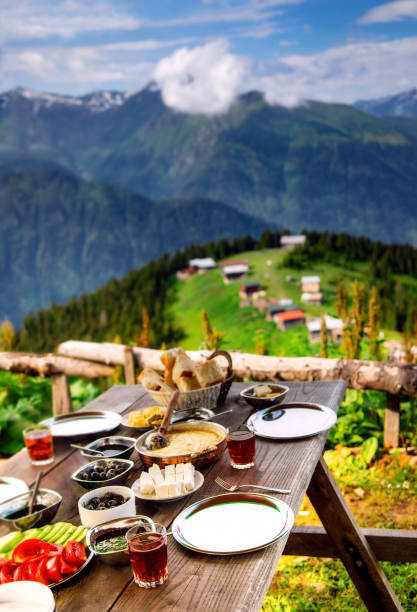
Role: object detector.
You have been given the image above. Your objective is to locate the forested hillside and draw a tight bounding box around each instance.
[14,231,417,354]
[0,168,270,326]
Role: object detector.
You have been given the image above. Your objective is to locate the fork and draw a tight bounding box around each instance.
[215,476,291,495]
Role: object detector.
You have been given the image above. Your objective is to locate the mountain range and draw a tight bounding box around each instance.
[1,84,417,325]
[0,168,269,326]
[354,88,417,118]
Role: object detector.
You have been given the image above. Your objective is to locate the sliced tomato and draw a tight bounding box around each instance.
[45,555,62,583]
[48,543,64,555]
[26,559,40,582]
[21,561,32,581]
[0,558,10,567]
[12,539,55,563]
[34,557,50,586]
[13,564,23,582]
[63,542,87,568]
[0,562,19,583]
[58,554,77,575]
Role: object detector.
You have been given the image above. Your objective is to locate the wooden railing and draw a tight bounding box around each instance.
[57,340,417,448]
[0,352,114,415]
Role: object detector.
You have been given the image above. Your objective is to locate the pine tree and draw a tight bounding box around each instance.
[135,308,150,348]
[367,286,381,360]
[201,309,225,350]
[335,281,347,321]
[0,318,15,351]
[320,314,328,358]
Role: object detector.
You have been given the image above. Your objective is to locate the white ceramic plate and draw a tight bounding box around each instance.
[246,402,337,440]
[41,411,121,438]
[172,493,294,555]
[0,477,29,505]
[132,470,204,503]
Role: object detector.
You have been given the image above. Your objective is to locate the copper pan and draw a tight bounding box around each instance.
[135,421,227,468]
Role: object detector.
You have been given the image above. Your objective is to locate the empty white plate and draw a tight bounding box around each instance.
[172,493,294,555]
[247,402,337,440]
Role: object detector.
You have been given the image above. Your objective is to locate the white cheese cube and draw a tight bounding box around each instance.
[184,462,195,478]
[168,482,180,497]
[139,472,155,496]
[175,463,185,474]
[165,465,175,479]
[183,471,195,491]
[149,464,164,484]
[155,482,169,498]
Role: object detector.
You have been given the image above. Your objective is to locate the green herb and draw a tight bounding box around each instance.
[95,535,127,553]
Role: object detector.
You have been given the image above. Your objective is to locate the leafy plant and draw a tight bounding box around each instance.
[360,437,378,466]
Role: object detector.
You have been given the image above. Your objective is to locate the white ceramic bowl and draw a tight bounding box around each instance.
[78,485,136,528]
[0,581,55,610]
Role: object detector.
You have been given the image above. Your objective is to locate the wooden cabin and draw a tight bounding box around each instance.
[306,315,344,344]
[301,292,323,304]
[189,258,216,273]
[221,260,249,284]
[280,235,306,249]
[301,276,320,292]
[275,309,305,331]
[238,280,263,300]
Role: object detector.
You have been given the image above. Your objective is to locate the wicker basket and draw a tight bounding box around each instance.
[147,383,221,411]
[144,350,234,411]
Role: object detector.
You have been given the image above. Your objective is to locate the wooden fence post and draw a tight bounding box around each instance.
[384,393,400,448]
[123,347,136,385]
[51,374,72,416]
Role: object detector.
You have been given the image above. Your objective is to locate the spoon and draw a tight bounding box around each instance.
[70,444,105,456]
[144,391,179,450]
[188,408,232,421]
[28,471,43,515]
[262,408,285,421]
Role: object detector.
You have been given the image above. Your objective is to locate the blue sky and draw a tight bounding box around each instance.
[2,0,417,112]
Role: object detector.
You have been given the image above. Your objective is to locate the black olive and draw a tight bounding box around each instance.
[91,471,99,480]
[106,470,116,479]
[98,503,106,510]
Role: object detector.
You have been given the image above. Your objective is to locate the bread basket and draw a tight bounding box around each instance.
[144,350,234,411]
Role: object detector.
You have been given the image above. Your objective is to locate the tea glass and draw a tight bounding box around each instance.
[23,424,54,466]
[126,523,168,588]
[226,427,255,469]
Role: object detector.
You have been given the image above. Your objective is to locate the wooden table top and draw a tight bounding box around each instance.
[0,380,346,612]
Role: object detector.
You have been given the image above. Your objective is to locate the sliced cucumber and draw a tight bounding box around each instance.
[0,531,24,553]
[55,525,76,545]
[69,526,86,542]
[43,522,66,542]
[49,523,73,543]
[37,524,54,540]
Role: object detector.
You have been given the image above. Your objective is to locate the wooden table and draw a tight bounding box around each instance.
[0,382,404,612]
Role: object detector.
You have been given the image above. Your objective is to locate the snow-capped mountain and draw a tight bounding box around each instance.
[0,87,126,113]
[355,87,417,118]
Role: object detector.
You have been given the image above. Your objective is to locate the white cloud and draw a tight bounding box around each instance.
[152,37,417,113]
[152,40,249,114]
[358,0,417,24]
[1,0,145,42]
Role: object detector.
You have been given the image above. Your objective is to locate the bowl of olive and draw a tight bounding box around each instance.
[78,485,136,528]
[71,459,134,490]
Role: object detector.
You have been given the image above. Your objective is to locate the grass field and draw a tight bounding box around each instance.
[170,247,397,357]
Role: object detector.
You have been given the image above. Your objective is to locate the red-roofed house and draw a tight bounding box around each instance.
[274,309,305,331]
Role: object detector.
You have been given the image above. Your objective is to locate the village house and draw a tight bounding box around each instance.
[265,301,299,321]
[301,275,320,292]
[189,258,216,273]
[306,315,344,344]
[238,280,264,301]
[301,292,323,305]
[220,260,249,284]
[280,235,307,249]
[176,266,195,281]
[274,309,305,331]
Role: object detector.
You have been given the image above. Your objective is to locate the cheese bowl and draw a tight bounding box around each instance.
[135,421,227,468]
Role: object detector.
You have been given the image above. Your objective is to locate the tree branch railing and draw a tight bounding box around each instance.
[0,352,115,416]
[57,340,417,447]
